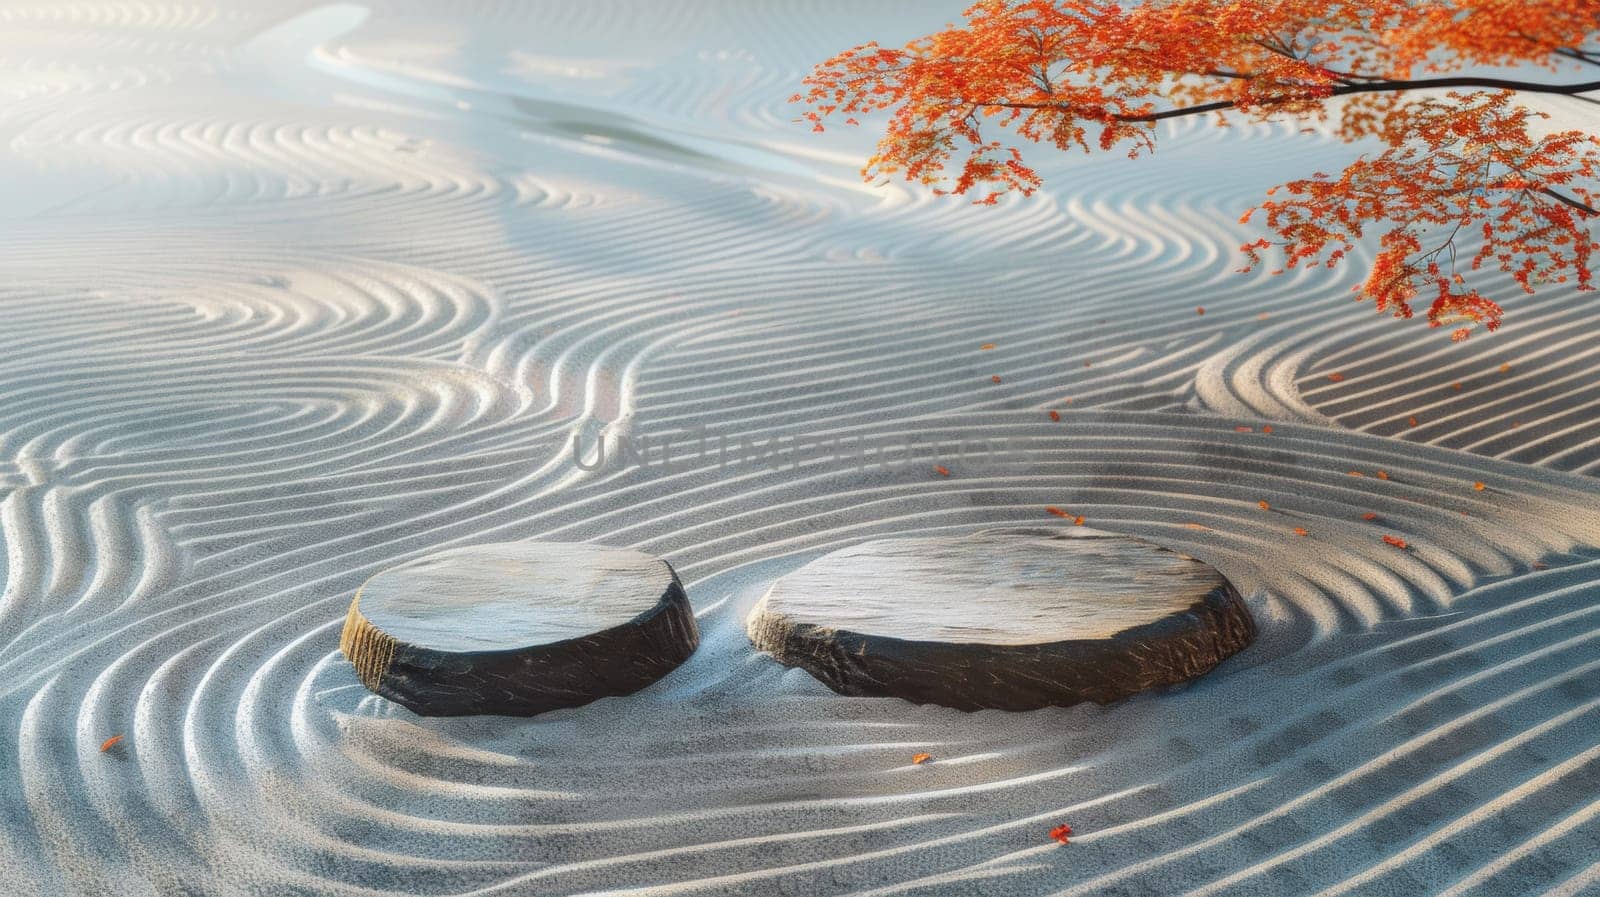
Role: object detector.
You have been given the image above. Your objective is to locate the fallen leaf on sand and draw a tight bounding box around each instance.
[1499,362,1511,373]
[1383,535,1409,550]
[99,735,124,753]
[1050,824,1073,845]
[1045,506,1069,519]
[912,753,932,765]
[1183,522,1210,531]
[933,465,950,477]
[980,343,996,350]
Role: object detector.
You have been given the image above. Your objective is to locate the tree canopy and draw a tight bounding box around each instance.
[796,1,1600,340]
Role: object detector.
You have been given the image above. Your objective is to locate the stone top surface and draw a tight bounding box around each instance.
[759,529,1228,645]
[355,542,675,652]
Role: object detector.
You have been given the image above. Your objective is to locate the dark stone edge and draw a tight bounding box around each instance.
[348,562,700,717]
[747,581,1255,712]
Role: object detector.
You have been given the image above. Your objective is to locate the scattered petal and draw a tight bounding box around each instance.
[991,375,1002,384]
[1473,481,1486,491]
[1073,515,1086,526]
[99,735,124,753]
[1326,372,1345,382]
[1235,426,1253,433]
[980,343,996,350]
[1183,522,1210,531]
[1196,306,1205,315]
[1262,425,1273,434]
[1050,824,1073,845]
[1376,470,1390,481]
[1045,506,1069,519]
[1049,410,1061,422]
[912,752,932,765]
[1408,416,1419,427]
[1362,512,1379,521]
[1293,527,1309,537]
[1383,535,1409,550]
[933,465,950,477]
[1499,363,1511,373]
[1257,500,1270,511]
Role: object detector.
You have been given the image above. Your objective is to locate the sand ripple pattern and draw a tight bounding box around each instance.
[0,3,1597,896]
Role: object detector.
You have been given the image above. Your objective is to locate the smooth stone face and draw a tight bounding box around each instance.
[761,532,1227,645]
[341,541,698,717]
[359,543,674,652]
[747,528,1254,711]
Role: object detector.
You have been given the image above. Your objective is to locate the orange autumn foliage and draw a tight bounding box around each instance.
[798,1,1600,339]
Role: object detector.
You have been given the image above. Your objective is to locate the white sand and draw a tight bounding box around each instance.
[1,2,1598,896]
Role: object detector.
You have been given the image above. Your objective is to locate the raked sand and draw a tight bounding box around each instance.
[1,2,1598,896]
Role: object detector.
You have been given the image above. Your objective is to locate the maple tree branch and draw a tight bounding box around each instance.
[995,75,1600,121]
[1552,47,1600,67]
[1537,187,1598,216]
[989,74,1600,216]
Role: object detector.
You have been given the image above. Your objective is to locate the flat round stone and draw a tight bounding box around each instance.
[746,529,1253,711]
[341,542,698,717]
